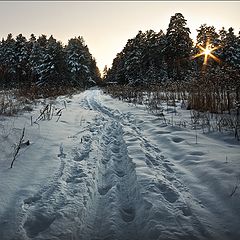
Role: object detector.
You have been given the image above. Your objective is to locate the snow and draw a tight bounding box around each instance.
[0,89,239,240]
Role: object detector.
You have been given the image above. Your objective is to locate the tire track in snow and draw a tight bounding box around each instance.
[80,95,142,240]
[84,90,213,240]
[12,90,213,240]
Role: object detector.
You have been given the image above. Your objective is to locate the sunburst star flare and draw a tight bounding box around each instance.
[192,41,221,65]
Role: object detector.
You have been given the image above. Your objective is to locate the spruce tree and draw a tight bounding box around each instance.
[2,34,17,88]
[28,34,41,85]
[165,13,193,82]
[37,35,66,90]
[123,31,144,86]
[15,34,29,88]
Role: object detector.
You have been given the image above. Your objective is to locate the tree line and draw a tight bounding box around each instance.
[104,13,240,114]
[0,34,101,97]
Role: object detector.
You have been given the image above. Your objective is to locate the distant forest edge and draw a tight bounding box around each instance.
[0,12,239,114]
[0,34,101,97]
[104,13,240,115]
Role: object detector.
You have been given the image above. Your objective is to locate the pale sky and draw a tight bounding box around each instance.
[0,1,239,73]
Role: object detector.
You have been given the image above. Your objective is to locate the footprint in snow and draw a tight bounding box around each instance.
[120,207,135,222]
[23,194,42,205]
[171,137,184,143]
[98,184,113,196]
[114,169,125,178]
[156,181,179,203]
[23,212,56,238]
[111,145,120,154]
[189,151,205,156]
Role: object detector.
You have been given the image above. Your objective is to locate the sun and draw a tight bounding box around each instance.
[192,41,221,65]
[203,47,211,56]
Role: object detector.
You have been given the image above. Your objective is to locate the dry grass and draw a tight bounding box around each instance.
[105,84,240,140]
[0,90,34,116]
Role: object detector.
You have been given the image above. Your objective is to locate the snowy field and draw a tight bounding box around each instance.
[0,88,240,240]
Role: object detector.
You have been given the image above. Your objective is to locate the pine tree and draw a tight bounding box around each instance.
[0,38,5,87]
[106,52,126,85]
[102,65,108,80]
[65,36,101,89]
[123,31,144,86]
[220,27,240,67]
[37,35,66,89]
[15,34,30,88]
[65,37,86,88]
[28,34,41,84]
[196,24,219,48]
[1,34,17,88]
[89,57,101,87]
[142,30,167,85]
[165,13,193,82]
[220,28,240,112]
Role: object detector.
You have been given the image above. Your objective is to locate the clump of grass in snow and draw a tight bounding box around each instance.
[0,90,33,116]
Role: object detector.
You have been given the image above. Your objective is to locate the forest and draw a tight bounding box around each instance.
[0,34,101,97]
[104,13,240,114]
[0,13,239,138]
[1,12,240,240]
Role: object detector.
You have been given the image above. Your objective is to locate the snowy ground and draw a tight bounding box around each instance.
[0,89,239,240]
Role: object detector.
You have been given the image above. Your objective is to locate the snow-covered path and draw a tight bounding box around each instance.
[0,89,239,240]
[80,91,208,240]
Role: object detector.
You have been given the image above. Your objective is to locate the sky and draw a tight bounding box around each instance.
[0,1,239,74]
